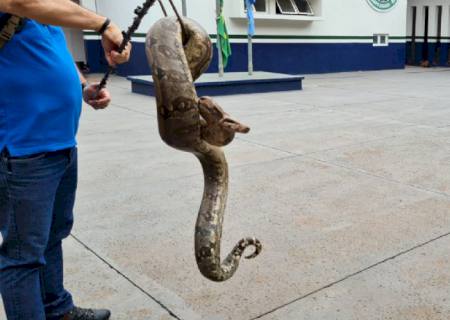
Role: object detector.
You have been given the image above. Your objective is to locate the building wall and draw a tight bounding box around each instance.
[82,0,408,75]
[406,0,450,65]
[63,0,86,63]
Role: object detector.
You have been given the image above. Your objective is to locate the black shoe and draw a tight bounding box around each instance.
[62,306,111,320]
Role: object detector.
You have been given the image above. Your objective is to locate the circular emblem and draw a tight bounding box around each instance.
[367,0,398,12]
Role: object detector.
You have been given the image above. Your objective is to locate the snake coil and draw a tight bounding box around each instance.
[145,17,262,282]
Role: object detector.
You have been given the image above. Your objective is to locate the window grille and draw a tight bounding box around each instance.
[276,0,314,15]
[373,34,389,47]
[276,0,297,14]
[293,0,314,15]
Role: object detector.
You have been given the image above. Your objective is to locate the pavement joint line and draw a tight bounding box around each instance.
[231,154,300,169]
[236,135,401,161]
[70,234,183,320]
[320,97,405,109]
[311,84,407,99]
[250,230,450,320]
[311,105,450,130]
[127,154,302,185]
[235,134,449,199]
[312,83,450,102]
[302,136,401,156]
[145,132,447,195]
[239,119,443,160]
[306,155,450,200]
[235,137,300,156]
[236,131,450,200]
[255,99,446,131]
[110,102,156,118]
[239,108,314,119]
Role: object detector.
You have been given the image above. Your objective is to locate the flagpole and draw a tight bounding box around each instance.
[248,35,253,75]
[246,0,254,76]
[216,0,224,77]
[181,0,187,16]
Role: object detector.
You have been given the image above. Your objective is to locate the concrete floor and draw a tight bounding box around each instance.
[1,67,450,320]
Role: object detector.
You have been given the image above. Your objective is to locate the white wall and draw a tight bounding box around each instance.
[225,0,407,39]
[88,0,407,43]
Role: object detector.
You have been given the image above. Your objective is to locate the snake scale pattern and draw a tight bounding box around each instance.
[145,17,262,282]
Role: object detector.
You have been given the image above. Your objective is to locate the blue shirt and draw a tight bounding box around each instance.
[0,15,82,156]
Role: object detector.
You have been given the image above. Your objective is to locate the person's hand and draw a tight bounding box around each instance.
[83,83,111,110]
[101,22,132,66]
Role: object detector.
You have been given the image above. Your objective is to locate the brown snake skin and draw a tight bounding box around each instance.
[145,17,262,282]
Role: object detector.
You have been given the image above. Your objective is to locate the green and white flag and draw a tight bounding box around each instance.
[217,0,231,68]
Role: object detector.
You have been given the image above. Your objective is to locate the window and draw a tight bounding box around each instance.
[373,34,389,47]
[276,0,297,14]
[276,0,314,15]
[238,0,320,20]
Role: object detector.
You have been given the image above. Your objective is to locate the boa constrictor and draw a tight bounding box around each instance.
[145,17,262,282]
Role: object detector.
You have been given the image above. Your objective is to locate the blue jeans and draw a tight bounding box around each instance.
[0,147,77,320]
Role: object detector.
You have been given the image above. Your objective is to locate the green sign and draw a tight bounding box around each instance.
[367,0,398,12]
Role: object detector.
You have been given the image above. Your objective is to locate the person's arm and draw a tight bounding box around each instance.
[1,0,106,31]
[0,0,131,65]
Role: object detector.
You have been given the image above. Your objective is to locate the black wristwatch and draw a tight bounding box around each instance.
[98,18,111,35]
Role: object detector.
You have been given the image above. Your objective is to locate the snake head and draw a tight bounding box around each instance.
[198,96,250,146]
[198,97,250,146]
[198,96,250,132]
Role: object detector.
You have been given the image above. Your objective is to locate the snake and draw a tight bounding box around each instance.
[145,17,262,282]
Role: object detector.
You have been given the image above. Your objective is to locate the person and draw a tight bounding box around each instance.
[0,0,132,319]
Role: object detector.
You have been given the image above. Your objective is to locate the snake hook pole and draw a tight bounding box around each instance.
[95,0,158,96]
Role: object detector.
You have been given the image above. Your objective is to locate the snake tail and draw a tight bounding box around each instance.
[195,148,262,282]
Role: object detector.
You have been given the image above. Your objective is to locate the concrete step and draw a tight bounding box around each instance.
[128,71,304,96]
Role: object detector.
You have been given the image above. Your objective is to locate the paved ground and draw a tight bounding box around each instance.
[1,67,450,320]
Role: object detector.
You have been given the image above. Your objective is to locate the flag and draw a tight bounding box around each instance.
[246,0,256,37]
[217,0,232,68]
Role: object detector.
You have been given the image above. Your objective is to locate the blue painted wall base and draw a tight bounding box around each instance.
[85,40,406,76]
